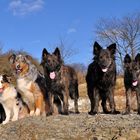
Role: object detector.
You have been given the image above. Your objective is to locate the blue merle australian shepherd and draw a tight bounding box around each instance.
[9,54,50,116]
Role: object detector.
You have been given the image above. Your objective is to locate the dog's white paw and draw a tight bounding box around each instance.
[30,110,35,116]
[11,117,18,122]
[35,108,41,116]
[2,120,9,125]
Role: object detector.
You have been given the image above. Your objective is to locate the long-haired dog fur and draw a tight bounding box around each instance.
[131,53,140,114]
[41,47,79,115]
[9,54,50,116]
[124,54,134,114]
[0,74,21,124]
[86,41,119,115]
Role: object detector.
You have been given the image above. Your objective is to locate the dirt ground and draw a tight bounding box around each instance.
[0,79,140,140]
[0,95,140,140]
[0,112,140,140]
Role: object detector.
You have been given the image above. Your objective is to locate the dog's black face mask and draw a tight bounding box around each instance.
[93,42,116,73]
[41,48,62,80]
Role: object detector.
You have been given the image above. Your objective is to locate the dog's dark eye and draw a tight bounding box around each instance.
[22,60,26,63]
[99,56,103,59]
[1,81,4,84]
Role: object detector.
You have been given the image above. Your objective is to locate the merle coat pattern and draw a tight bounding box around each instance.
[41,47,79,115]
[8,54,51,116]
[86,41,119,115]
[131,53,140,114]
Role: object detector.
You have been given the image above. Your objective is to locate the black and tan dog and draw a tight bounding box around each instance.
[41,48,79,115]
[9,54,50,116]
[131,53,140,114]
[124,54,134,114]
[86,41,119,115]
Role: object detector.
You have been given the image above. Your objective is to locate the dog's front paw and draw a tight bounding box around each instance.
[11,117,18,122]
[62,111,69,115]
[2,120,9,125]
[88,111,97,115]
[35,108,41,116]
[30,110,35,116]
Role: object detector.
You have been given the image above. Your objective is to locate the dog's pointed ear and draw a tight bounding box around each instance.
[42,48,49,59]
[25,55,32,61]
[124,54,131,63]
[107,43,116,55]
[8,54,16,64]
[93,41,102,55]
[135,53,140,62]
[53,47,61,59]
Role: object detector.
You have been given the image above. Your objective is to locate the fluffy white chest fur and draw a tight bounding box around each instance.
[16,77,42,116]
[17,78,35,109]
[17,78,34,103]
[0,86,17,102]
[0,85,20,124]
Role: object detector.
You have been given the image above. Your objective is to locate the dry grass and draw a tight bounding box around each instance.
[78,76,137,112]
[79,76,125,97]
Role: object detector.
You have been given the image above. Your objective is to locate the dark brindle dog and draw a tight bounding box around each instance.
[41,47,79,115]
[124,54,134,114]
[86,41,119,115]
[131,53,140,114]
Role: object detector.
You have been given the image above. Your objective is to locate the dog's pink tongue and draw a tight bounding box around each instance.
[0,88,3,93]
[102,68,108,73]
[50,72,56,80]
[132,81,138,86]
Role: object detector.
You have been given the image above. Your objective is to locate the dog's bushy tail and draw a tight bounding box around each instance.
[69,80,79,100]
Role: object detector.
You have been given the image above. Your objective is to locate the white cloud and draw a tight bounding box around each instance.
[9,0,44,16]
[67,28,77,34]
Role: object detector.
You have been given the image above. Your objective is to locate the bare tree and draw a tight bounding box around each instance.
[0,42,3,55]
[95,12,140,72]
[56,39,77,63]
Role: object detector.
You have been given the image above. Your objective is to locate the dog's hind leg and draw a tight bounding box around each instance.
[136,89,140,114]
[74,98,79,114]
[69,82,79,114]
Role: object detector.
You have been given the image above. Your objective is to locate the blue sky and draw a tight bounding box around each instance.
[0,0,140,65]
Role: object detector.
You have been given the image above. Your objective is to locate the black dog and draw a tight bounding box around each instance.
[0,104,5,124]
[41,47,79,115]
[124,54,134,114]
[86,41,119,115]
[131,53,140,114]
